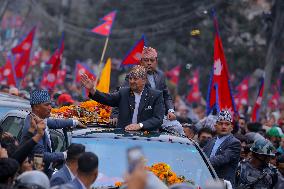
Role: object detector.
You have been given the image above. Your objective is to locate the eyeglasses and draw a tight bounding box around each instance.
[141,58,156,62]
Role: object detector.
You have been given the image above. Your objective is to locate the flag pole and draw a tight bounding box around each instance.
[93,36,109,90]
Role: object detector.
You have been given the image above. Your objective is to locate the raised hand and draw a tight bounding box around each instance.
[80,74,95,91]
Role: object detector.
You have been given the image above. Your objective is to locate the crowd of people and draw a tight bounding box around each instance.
[0,46,284,189]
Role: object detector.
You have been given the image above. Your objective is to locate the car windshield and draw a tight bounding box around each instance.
[72,136,214,188]
[0,107,17,120]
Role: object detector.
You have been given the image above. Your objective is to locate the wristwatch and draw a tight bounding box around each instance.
[168,109,175,113]
[139,123,144,128]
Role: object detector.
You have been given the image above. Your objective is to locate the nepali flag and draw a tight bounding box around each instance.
[11,27,36,78]
[268,91,280,110]
[91,11,117,36]
[42,34,64,89]
[30,49,42,66]
[166,65,180,85]
[234,77,249,110]
[121,36,145,66]
[187,69,201,103]
[56,69,67,85]
[251,78,264,122]
[0,56,17,86]
[74,62,96,83]
[206,14,236,115]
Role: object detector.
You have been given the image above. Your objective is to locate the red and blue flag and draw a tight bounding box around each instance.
[251,78,264,122]
[121,36,145,66]
[91,11,117,36]
[206,14,236,115]
[11,27,36,78]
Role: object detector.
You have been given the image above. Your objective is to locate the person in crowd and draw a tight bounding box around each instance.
[21,89,86,177]
[81,65,165,131]
[203,110,241,187]
[234,134,251,161]
[0,158,19,187]
[197,127,214,148]
[237,115,247,135]
[275,155,284,189]
[1,132,18,157]
[0,84,9,93]
[244,122,265,143]
[9,87,19,96]
[125,162,147,189]
[182,123,197,139]
[68,152,99,189]
[195,114,218,132]
[176,104,192,124]
[57,93,75,107]
[50,143,86,186]
[19,90,30,100]
[277,136,284,155]
[192,104,206,121]
[235,138,278,189]
[123,47,176,121]
[13,170,50,189]
[266,125,283,148]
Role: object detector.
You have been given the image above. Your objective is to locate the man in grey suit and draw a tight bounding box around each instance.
[203,110,241,187]
[81,65,165,131]
[21,89,86,177]
[50,143,85,187]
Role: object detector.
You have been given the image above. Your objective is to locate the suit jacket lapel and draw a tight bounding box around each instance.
[128,88,135,119]
[207,137,217,156]
[63,165,72,181]
[138,87,149,116]
[153,72,160,87]
[216,134,232,154]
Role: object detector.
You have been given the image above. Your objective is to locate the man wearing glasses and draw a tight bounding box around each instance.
[203,110,241,187]
[81,65,165,131]
[122,47,176,121]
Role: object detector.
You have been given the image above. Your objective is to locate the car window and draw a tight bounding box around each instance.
[1,116,24,139]
[0,107,17,120]
[72,137,214,188]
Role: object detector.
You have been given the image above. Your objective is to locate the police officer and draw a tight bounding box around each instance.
[235,138,278,189]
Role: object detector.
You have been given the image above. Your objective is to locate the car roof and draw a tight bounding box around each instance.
[0,92,31,110]
[72,127,194,145]
[3,109,29,118]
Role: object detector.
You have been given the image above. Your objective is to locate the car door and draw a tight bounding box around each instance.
[0,115,67,152]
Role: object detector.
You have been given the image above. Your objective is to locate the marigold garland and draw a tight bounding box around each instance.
[51,100,111,124]
[146,162,188,185]
[114,162,193,187]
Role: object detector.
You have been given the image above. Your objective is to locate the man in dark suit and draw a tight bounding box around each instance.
[123,47,175,121]
[50,143,86,187]
[203,110,241,186]
[81,65,165,131]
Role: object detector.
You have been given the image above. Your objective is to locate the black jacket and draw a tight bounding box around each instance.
[89,86,165,130]
[123,69,174,112]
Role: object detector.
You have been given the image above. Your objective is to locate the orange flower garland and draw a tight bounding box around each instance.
[114,162,193,187]
[51,100,111,124]
[146,162,187,185]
